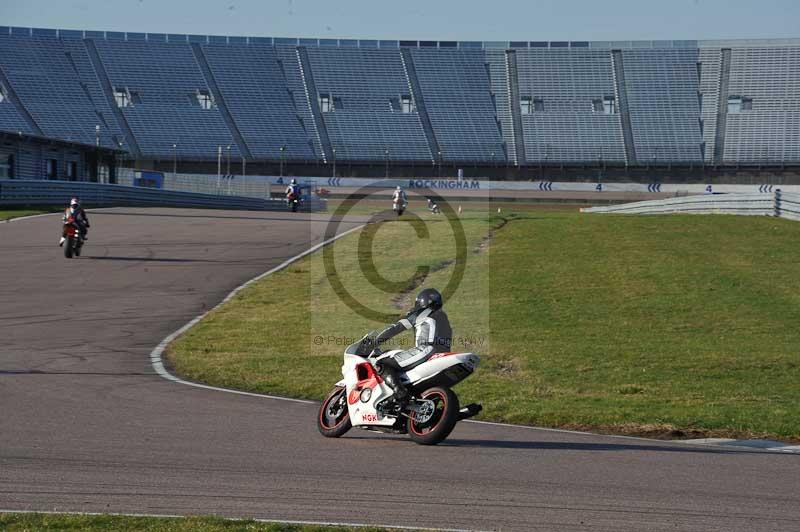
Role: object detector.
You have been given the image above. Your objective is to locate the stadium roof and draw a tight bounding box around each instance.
[3,26,799,50]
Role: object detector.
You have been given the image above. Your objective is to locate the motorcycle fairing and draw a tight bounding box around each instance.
[341,353,396,427]
[340,350,479,428]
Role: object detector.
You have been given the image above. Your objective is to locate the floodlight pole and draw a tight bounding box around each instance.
[226,145,232,195]
[95,125,100,182]
[217,145,222,193]
[172,143,177,180]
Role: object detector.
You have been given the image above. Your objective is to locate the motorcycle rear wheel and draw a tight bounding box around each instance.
[318,386,351,438]
[407,386,459,445]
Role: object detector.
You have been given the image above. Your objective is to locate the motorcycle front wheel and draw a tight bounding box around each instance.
[407,386,459,445]
[317,386,351,438]
[64,236,74,258]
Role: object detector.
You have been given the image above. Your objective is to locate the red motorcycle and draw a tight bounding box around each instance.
[62,216,84,258]
[287,191,301,212]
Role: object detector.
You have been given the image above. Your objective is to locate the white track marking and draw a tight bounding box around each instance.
[0,509,479,532]
[2,206,135,224]
[2,212,59,223]
[148,222,365,404]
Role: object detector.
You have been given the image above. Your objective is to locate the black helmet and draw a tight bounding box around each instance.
[414,288,443,313]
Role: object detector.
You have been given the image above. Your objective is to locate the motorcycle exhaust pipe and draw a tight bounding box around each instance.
[458,403,482,421]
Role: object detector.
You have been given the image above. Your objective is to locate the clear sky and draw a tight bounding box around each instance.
[1,0,798,42]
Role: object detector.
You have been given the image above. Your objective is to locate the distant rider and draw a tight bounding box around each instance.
[370,288,452,405]
[60,197,89,246]
[392,185,407,208]
[427,198,440,214]
[285,179,301,203]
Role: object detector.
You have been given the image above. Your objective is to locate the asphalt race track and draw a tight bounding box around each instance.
[1,208,799,532]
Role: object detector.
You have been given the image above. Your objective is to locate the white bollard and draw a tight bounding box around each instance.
[497,207,501,214]
[458,205,462,214]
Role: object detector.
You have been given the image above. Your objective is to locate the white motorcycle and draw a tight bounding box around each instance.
[317,332,482,445]
[392,195,408,216]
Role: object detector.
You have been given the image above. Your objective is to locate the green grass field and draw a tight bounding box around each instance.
[167,208,800,441]
[0,207,58,221]
[0,513,398,531]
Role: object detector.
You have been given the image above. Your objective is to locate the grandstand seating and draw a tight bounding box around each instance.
[513,49,626,163]
[0,34,119,148]
[60,37,127,150]
[621,49,703,163]
[0,92,34,136]
[306,47,431,161]
[201,43,316,160]
[273,45,325,161]
[411,49,506,162]
[92,38,240,160]
[0,27,798,167]
[724,46,800,163]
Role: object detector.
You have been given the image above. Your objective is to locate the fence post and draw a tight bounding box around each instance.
[774,189,782,218]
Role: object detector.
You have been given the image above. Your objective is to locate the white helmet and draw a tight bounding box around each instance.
[396,186,402,191]
[70,197,80,209]
[290,178,297,185]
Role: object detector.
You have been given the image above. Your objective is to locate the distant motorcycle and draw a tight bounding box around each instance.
[318,331,482,445]
[287,192,301,212]
[392,197,408,216]
[62,216,84,258]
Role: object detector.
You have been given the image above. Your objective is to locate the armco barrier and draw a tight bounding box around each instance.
[775,191,800,222]
[581,191,800,222]
[0,180,326,212]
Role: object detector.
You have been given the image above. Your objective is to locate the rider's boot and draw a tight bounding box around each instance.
[59,237,65,246]
[378,363,409,409]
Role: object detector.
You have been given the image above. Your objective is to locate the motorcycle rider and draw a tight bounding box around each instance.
[427,197,440,214]
[59,197,90,246]
[392,185,407,211]
[371,288,452,405]
[285,178,301,204]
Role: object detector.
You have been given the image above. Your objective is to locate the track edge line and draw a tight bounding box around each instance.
[0,509,478,532]
[148,221,366,405]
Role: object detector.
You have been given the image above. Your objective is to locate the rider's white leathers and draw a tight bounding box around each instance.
[375,308,453,370]
[392,190,407,207]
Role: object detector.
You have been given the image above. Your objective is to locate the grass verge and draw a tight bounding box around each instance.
[167,208,800,441]
[0,513,401,531]
[0,206,60,221]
